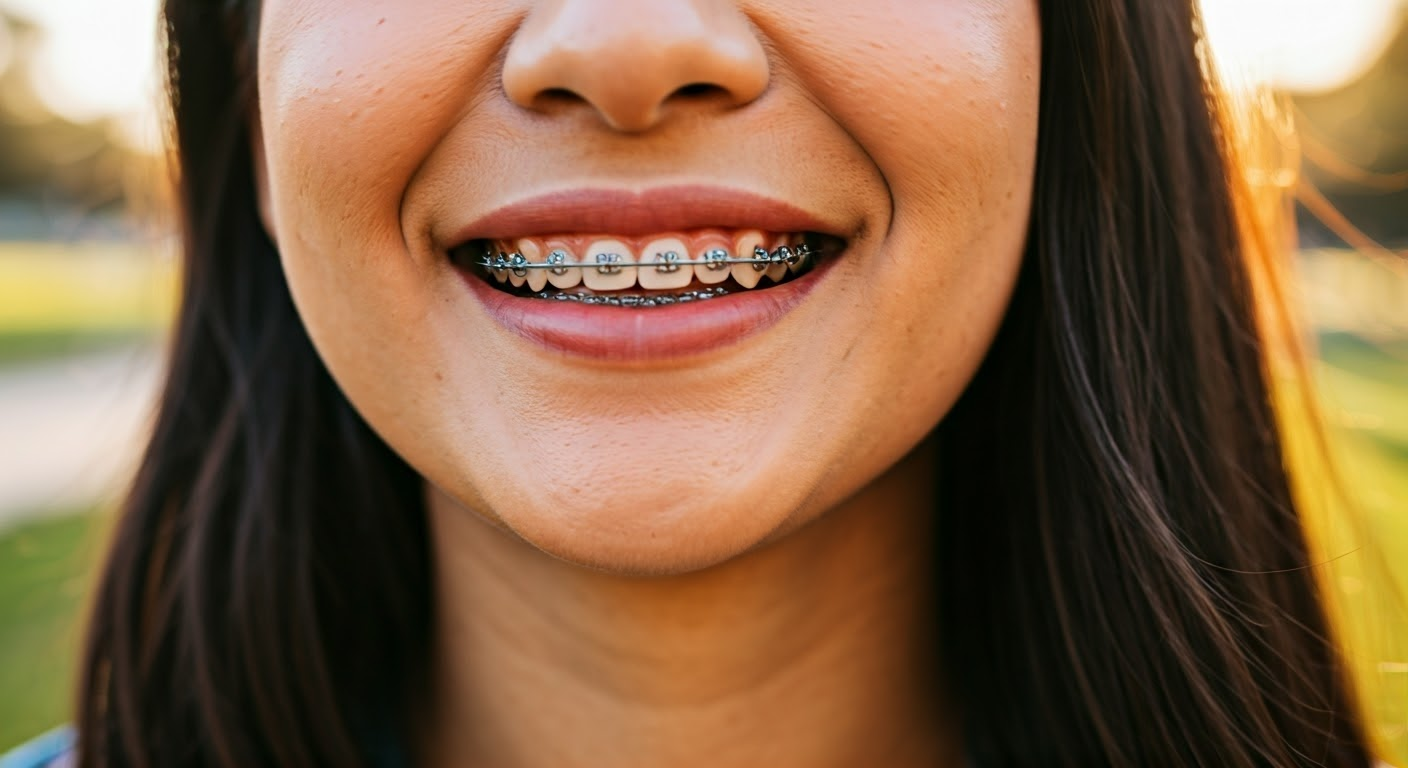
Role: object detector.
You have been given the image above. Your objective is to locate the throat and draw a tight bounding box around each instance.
[420,442,951,768]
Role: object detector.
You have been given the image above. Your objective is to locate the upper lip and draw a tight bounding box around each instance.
[442,185,848,248]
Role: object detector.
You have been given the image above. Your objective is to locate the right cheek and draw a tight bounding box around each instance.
[258,23,487,230]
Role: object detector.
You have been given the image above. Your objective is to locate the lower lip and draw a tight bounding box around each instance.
[457,261,837,363]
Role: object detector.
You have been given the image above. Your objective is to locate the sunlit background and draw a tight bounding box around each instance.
[0,0,1405,759]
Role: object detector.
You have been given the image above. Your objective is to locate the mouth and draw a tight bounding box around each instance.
[449,228,846,308]
[442,186,854,361]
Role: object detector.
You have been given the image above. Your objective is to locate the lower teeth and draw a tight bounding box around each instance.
[535,285,731,307]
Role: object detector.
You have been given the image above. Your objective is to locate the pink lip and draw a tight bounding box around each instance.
[460,260,838,363]
[443,186,844,244]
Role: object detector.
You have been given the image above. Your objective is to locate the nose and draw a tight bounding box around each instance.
[502,0,770,133]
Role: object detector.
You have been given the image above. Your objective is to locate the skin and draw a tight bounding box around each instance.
[254,0,1040,764]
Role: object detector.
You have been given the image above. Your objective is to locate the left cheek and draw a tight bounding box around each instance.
[837,10,1039,429]
[756,1,1040,234]
[880,30,1041,245]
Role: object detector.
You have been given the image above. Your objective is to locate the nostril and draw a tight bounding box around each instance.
[500,3,771,133]
[538,87,583,105]
[673,82,724,99]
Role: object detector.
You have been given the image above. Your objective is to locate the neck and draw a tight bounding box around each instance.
[422,439,957,768]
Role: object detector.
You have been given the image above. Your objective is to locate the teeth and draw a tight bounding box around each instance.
[498,240,531,288]
[516,239,549,292]
[489,246,509,283]
[534,285,731,306]
[543,242,582,289]
[765,234,790,283]
[470,230,831,297]
[789,235,809,274]
[581,239,637,291]
[637,237,694,291]
[693,236,733,285]
[507,250,530,288]
[731,230,768,289]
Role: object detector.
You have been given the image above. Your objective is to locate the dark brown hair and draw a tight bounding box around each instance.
[77,1,1376,765]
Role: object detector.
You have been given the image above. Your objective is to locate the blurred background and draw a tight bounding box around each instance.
[0,0,1404,759]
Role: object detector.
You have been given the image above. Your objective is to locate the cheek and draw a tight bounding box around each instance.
[256,1,514,267]
[764,0,1041,224]
[769,0,1041,468]
[254,5,479,476]
[255,2,518,402]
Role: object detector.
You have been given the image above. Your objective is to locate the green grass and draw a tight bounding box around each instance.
[0,513,108,752]
[0,328,160,368]
[1304,333,1408,762]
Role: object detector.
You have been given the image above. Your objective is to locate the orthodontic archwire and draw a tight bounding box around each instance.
[474,243,815,278]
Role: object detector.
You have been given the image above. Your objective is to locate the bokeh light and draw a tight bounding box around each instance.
[0,0,162,150]
[1201,0,1406,91]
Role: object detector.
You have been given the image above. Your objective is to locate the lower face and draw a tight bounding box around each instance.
[255,0,1041,574]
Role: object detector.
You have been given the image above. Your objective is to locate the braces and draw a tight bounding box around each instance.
[475,243,814,278]
[531,286,732,307]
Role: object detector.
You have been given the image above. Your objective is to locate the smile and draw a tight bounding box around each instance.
[443,187,853,361]
[450,229,844,307]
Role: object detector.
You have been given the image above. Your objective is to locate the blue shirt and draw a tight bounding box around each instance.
[0,727,74,768]
[1,726,406,768]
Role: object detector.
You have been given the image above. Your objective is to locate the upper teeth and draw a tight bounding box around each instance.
[467,231,819,292]
[484,244,801,273]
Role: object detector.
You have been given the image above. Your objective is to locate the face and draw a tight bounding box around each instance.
[254,0,1040,574]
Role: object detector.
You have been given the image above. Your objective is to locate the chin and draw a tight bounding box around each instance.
[474,469,815,576]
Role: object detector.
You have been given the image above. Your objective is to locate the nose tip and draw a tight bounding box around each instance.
[502,1,770,133]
